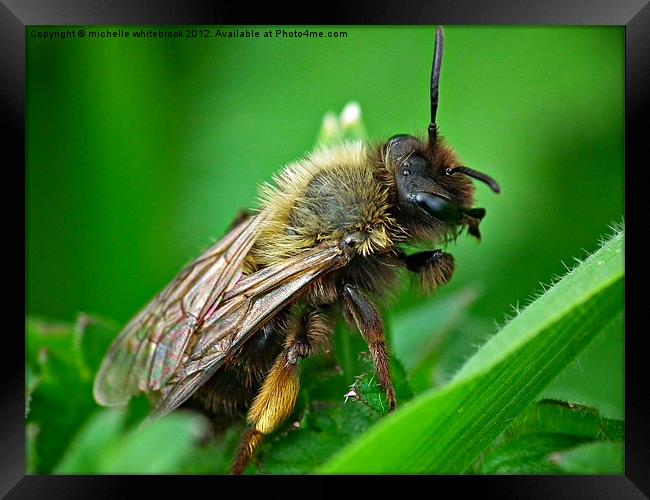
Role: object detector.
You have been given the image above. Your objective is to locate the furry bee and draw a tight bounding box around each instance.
[93,27,500,474]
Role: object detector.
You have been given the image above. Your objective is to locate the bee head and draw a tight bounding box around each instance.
[381,27,499,242]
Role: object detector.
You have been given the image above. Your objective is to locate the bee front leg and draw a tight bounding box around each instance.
[231,307,333,474]
[401,249,455,294]
[342,285,397,411]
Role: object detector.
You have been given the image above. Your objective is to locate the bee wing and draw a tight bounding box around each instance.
[151,242,349,418]
[93,210,270,407]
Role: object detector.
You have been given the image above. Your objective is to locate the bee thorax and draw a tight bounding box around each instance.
[249,142,405,269]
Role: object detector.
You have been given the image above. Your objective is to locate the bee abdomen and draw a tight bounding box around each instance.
[184,322,284,430]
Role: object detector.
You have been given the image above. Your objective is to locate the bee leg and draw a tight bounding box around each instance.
[285,307,332,364]
[231,350,300,474]
[231,308,333,474]
[402,250,455,294]
[342,284,397,411]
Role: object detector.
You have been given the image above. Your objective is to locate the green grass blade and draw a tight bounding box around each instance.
[319,228,623,473]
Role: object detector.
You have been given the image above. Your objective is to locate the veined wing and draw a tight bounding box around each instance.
[152,242,350,418]
[93,210,269,407]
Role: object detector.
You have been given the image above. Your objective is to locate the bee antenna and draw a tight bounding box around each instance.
[447,166,501,194]
[428,26,444,145]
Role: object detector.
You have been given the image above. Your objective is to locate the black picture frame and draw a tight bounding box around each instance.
[7,0,645,497]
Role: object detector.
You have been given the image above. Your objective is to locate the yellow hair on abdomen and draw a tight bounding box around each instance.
[248,142,405,269]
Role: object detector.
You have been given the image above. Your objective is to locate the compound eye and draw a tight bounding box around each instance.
[388,133,413,144]
[387,134,415,149]
[386,134,418,163]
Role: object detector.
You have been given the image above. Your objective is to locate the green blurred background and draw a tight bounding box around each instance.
[26,26,624,417]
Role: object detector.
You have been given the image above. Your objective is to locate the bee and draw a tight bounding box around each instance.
[93,26,500,474]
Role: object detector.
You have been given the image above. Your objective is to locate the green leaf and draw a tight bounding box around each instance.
[503,399,624,442]
[26,315,118,472]
[350,355,413,414]
[25,366,40,419]
[177,428,240,474]
[428,315,496,388]
[247,352,412,474]
[52,390,211,474]
[541,314,624,419]
[549,441,624,474]
[319,226,624,473]
[26,422,40,473]
[254,401,380,474]
[96,412,208,473]
[54,409,126,473]
[481,433,588,474]
[55,407,209,474]
[389,288,484,395]
[476,400,623,474]
[389,287,479,373]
